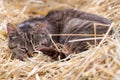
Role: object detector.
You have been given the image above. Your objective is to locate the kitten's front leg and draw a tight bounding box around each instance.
[38,47,66,60]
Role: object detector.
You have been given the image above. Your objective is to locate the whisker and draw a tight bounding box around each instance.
[50,34,105,37]
[68,37,104,43]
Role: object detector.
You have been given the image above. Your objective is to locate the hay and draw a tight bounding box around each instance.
[0,0,120,80]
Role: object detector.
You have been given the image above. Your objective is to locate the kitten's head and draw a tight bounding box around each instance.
[7,18,50,60]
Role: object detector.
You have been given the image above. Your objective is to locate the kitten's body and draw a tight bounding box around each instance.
[7,9,112,60]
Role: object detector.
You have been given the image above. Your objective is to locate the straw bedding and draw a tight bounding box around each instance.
[0,0,120,80]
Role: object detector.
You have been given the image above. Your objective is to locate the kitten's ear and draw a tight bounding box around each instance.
[7,23,16,34]
[35,21,47,31]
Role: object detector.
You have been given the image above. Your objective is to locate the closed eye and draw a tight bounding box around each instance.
[9,45,17,49]
[21,48,28,53]
[41,32,46,36]
[37,31,46,37]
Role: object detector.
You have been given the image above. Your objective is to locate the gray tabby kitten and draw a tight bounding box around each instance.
[7,9,112,60]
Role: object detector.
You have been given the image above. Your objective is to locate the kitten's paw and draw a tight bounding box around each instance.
[39,47,66,60]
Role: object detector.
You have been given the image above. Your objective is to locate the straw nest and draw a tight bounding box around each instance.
[0,0,120,80]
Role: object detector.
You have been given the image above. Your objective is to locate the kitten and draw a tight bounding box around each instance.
[7,9,112,60]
